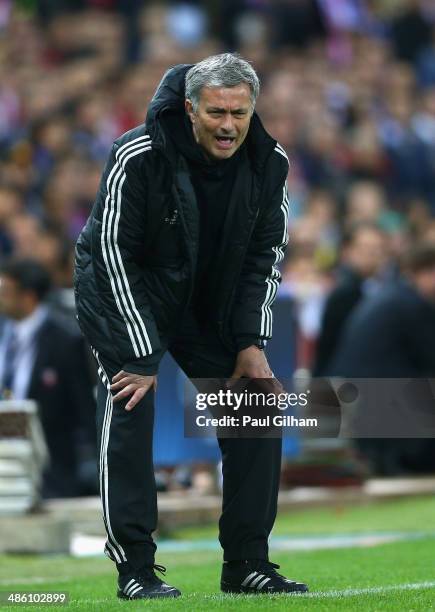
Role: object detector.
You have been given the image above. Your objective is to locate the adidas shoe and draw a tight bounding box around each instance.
[221,559,308,594]
[117,564,181,599]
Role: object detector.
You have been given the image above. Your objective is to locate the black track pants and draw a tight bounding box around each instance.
[94,317,282,571]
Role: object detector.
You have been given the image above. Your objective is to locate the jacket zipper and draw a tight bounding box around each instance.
[152,143,197,318]
[171,183,197,316]
[218,207,260,350]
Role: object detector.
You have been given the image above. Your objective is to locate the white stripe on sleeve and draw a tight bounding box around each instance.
[101,135,154,357]
[260,182,289,337]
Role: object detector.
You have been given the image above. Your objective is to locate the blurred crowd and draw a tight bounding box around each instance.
[1,0,435,492]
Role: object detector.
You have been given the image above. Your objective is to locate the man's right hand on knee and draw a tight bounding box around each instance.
[111,371,157,411]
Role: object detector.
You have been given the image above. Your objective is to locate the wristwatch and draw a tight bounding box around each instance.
[253,339,267,350]
[237,337,268,351]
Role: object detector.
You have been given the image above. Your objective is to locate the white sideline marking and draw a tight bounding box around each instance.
[306,581,435,599]
[0,577,71,586]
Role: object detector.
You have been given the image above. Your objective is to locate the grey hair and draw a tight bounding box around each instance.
[185,53,260,112]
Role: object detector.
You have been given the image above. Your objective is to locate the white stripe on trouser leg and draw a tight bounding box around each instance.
[91,348,108,387]
[101,392,127,562]
[94,351,127,563]
[102,385,127,562]
[92,349,122,561]
[241,572,258,587]
[99,393,116,558]
[89,355,120,562]
[102,393,127,562]
[93,350,110,391]
[99,392,121,562]
[256,577,271,590]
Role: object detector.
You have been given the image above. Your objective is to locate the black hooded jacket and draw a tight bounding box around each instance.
[74,64,290,375]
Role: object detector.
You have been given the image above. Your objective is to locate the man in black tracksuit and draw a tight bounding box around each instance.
[74,54,308,599]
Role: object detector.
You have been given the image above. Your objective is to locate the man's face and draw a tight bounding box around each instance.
[0,275,25,320]
[346,229,386,278]
[414,266,435,303]
[185,84,253,161]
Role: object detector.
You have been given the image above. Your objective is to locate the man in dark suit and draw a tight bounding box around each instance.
[330,243,435,474]
[313,222,386,376]
[0,258,97,497]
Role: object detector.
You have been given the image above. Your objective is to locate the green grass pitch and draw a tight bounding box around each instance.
[1,496,435,611]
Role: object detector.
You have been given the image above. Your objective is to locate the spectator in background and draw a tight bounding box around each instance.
[313,222,387,376]
[378,80,433,206]
[297,112,345,191]
[0,186,22,255]
[417,26,435,87]
[330,242,435,377]
[0,259,97,497]
[344,180,407,256]
[329,243,435,475]
[282,246,329,370]
[271,0,326,49]
[345,181,388,226]
[390,0,432,64]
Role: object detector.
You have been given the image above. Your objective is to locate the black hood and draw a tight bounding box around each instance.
[145,64,193,138]
[145,63,277,172]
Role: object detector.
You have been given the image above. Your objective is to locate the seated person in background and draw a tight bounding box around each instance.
[0,258,97,498]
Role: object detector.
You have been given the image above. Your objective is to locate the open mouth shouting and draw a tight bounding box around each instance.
[215,135,236,149]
